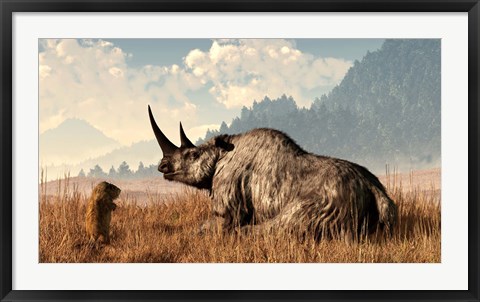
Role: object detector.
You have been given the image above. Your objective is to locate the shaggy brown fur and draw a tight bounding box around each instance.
[85,181,121,244]
[148,106,397,242]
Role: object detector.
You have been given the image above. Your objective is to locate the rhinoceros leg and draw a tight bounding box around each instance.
[238,199,362,244]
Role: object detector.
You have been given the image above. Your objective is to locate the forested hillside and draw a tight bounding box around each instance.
[199,39,441,171]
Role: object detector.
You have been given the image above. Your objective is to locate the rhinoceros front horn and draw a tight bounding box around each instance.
[179,122,196,148]
[148,105,178,156]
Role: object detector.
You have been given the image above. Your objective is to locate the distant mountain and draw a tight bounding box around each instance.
[40,118,121,165]
[41,39,441,180]
[76,139,160,172]
[40,139,162,181]
[200,39,441,172]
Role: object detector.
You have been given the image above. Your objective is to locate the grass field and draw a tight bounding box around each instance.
[39,168,440,263]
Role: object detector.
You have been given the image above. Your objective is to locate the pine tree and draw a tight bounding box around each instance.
[108,166,117,178]
[136,161,146,178]
[88,165,106,178]
[78,169,86,178]
[117,161,132,179]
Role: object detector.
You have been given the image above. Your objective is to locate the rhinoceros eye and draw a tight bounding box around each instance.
[189,149,200,159]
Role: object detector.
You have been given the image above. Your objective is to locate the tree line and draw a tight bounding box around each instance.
[199,39,440,171]
[78,161,160,179]
[80,39,440,178]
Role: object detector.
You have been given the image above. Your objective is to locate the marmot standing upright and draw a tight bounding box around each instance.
[85,181,121,244]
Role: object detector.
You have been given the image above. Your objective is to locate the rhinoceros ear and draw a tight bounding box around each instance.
[214,135,234,152]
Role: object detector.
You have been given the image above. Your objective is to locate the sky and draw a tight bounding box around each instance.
[39,38,384,152]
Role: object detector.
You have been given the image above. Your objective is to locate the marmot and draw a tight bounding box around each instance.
[85,181,121,244]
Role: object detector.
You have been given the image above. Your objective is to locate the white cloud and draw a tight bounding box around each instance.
[186,123,221,143]
[39,39,201,145]
[280,46,290,54]
[39,65,52,79]
[183,39,352,108]
[39,38,352,151]
[108,67,124,78]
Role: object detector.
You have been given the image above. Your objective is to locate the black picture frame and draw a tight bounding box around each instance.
[1,0,479,301]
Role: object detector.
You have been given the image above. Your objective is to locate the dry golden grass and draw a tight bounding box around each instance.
[39,171,440,263]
